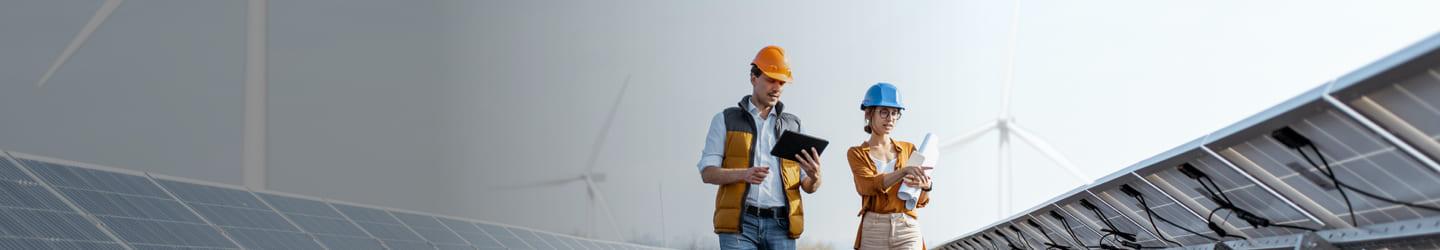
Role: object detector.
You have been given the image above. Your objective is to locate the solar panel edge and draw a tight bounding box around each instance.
[139,172,247,249]
[320,200,406,250]
[2,150,135,250]
[244,185,334,250]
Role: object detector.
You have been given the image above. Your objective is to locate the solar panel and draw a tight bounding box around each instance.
[0,153,126,249]
[1144,154,1322,238]
[940,33,1440,250]
[509,228,558,249]
[536,231,579,249]
[15,156,239,249]
[1092,174,1221,245]
[389,211,473,249]
[569,235,606,250]
[475,223,533,249]
[256,192,386,250]
[1212,108,1440,227]
[435,217,505,249]
[1340,56,1440,164]
[329,203,434,249]
[153,178,325,250]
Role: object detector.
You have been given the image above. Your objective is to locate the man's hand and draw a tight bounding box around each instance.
[744,166,769,184]
[795,148,822,178]
[700,166,769,185]
[796,148,822,193]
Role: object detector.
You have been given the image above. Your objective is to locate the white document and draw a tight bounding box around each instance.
[900,133,938,210]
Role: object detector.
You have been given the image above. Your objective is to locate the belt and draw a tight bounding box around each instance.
[744,205,786,218]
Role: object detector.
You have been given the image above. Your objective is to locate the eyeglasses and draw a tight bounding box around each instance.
[875,109,902,120]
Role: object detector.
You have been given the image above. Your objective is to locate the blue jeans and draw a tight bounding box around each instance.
[718,212,795,250]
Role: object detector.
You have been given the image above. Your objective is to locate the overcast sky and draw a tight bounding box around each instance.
[4,0,1440,249]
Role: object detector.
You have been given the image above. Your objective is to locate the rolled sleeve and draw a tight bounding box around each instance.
[696,112,726,172]
[848,148,889,196]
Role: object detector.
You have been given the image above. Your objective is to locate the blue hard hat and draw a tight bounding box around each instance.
[861,82,905,110]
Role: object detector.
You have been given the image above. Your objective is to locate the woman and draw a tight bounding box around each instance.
[847,82,932,250]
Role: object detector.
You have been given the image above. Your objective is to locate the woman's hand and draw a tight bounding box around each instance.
[903,171,931,189]
[901,166,931,178]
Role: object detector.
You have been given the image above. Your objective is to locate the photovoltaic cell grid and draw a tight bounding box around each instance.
[17,157,239,249]
[943,36,1440,250]
[1000,222,1045,249]
[1216,109,1440,227]
[1059,198,1163,248]
[154,179,324,250]
[389,211,472,249]
[0,155,125,249]
[510,228,558,249]
[475,223,533,249]
[1146,156,1320,237]
[256,193,386,250]
[1093,176,1218,245]
[1040,207,1103,248]
[1022,214,1084,249]
[1349,66,1440,162]
[436,218,505,249]
[330,203,433,250]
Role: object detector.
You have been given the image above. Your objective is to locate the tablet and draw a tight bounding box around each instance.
[770,131,829,162]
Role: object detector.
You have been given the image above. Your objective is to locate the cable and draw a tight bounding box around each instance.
[1052,211,1100,249]
[1029,219,1073,250]
[1295,145,1357,226]
[1010,226,1035,250]
[1180,163,1318,235]
[1298,144,1440,213]
[1118,185,1186,246]
[1136,196,1193,246]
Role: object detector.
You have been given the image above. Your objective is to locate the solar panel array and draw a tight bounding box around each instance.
[0,152,664,250]
[940,32,1440,249]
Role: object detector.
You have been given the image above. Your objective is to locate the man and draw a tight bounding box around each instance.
[697,45,823,250]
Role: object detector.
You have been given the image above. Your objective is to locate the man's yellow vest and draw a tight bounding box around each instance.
[713,96,805,239]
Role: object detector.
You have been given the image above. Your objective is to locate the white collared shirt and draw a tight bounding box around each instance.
[697,101,805,208]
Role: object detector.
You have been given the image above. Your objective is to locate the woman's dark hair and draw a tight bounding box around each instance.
[750,64,763,78]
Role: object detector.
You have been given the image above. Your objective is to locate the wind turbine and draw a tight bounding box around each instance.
[37,0,272,190]
[938,0,1091,219]
[494,76,630,240]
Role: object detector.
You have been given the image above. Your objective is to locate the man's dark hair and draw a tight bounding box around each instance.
[750,63,763,78]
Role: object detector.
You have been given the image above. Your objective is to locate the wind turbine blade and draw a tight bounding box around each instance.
[584,75,631,173]
[490,176,584,190]
[999,0,1022,118]
[584,178,624,240]
[940,120,999,150]
[38,0,123,88]
[1007,121,1091,183]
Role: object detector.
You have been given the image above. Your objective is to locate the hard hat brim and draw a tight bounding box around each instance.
[760,71,792,83]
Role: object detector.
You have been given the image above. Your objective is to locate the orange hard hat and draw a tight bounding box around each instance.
[752,45,793,82]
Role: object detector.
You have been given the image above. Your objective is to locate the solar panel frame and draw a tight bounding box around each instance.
[0,151,129,250]
[509,227,559,249]
[326,200,435,249]
[9,152,243,249]
[474,222,534,249]
[1340,67,1440,168]
[388,209,475,249]
[148,174,327,250]
[252,190,390,250]
[434,216,505,249]
[1089,173,1222,245]
[1209,106,1440,228]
